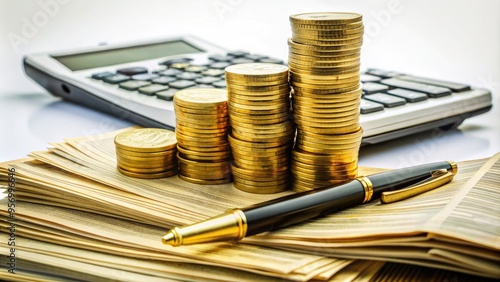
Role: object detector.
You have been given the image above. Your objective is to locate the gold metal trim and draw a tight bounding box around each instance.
[355,176,373,203]
[162,209,248,246]
[380,169,454,204]
[446,161,458,175]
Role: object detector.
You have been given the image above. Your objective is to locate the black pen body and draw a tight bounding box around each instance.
[242,180,365,236]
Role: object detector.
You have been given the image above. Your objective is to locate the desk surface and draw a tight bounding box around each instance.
[1,0,499,169]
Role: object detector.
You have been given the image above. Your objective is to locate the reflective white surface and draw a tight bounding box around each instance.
[1,0,499,169]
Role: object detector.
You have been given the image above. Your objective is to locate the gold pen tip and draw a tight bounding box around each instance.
[162,231,176,246]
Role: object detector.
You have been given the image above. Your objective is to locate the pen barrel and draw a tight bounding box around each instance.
[242,181,365,236]
[369,161,453,196]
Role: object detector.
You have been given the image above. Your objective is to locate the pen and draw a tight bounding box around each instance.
[162,161,457,246]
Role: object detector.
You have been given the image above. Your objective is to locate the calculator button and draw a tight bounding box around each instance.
[366,69,401,78]
[138,84,169,96]
[209,62,231,69]
[244,54,268,60]
[231,58,256,64]
[159,69,182,76]
[360,99,385,114]
[360,73,382,83]
[170,62,191,70]
[396,75,471,92]
[176,72,202,80]
[131,73,159,81]
[185,65,208,73]
[386,89,428,103]
[227,50,249,57]
[169,80,196,89]
[91,71,114,80]
[195,76,221,84]
[103,74,130,84]
[159,57,193,66]
[364,93,406,108]
[362,82,390,94]
[119,80,151,91]
[380,78,452,98]
[202,69,225,77]
[212,80,227,88]
[209,54,234,62]
[151,76,177,85]
[258,58,284,64]
[156,89,177,101]
[116,67,148,76]
[152,66,167,74]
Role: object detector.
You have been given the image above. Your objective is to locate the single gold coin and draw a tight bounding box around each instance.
[225,63,288,80]
[226,83,290,92]
[290,12,362,25]
[233,179,290,194]
[178,174,232,185]
[228,133,291,149]
[174,88,227,109]
[117,165,177,179]
[118,163,178,173]
[288,38,362,52]
[114,128,177,153]
[296,123,361,134]
[291,21,364,30]
[115,147,176,158]
[291,25,364,35]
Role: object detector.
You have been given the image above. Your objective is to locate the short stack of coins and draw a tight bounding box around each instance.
[225,63,294,194]
[288,12,364,192]
[114,128,178,179]
[173,88,232,184]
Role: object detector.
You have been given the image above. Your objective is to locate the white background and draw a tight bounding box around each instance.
[1,0,499,169]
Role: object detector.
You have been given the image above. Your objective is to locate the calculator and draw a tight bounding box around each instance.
[23,35,493,145]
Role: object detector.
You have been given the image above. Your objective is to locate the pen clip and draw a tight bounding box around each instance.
[380,169,454,204]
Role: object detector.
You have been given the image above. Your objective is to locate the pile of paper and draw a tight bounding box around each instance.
[1,127,498,281]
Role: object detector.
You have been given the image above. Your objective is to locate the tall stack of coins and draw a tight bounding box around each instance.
[174,88,232,184]
[114,128,178,179]
[288,12,364,192]
[225,63,294,194]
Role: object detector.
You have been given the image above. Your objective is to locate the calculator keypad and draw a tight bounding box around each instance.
[91,58,469,116]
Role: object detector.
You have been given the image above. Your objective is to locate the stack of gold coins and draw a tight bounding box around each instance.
[173,88,232,185]
[288,12,364,192]
[225,63,294,194]
[114,128,178,179]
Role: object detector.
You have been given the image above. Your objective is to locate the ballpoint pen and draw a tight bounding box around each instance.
[162,161,457,246]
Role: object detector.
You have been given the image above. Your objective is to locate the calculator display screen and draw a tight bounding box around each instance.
[52,40,204,71]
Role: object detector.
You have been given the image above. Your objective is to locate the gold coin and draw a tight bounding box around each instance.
[233,179,290,194]
[225,63,288,80]
[228,100,289,111]
[229,113,290,125]
[178,143,231,152]
[231,129,295,143]
[288,52,361,62]
[293,100,360,112]
[174,88,227,109]
[296,123,361,134]
[231,164,289,177]
[291,25,364,35]
[288,57,360,68]
[228,97,289,107]
[291,37,363,47]
[291,20,364,30]
[291,148,358,163]
[118,163,178,173]
[292,84,361,95]
[117,165,177,179]
[175,125,228,136]
[228,91,290,101]
[226,83,290,92]
[290,12,362,25]
[176,131,228,143]
[174,110,228,121]
[178,174,232,185]
[179,170,231,180]
[292,31,364,41]
[177,145,231,157]
[176,120,229,130]
[116,153,176,165]
[230,119,294,131]
[228,104,289,115]
[288,38,362,52]
[229,142,291,153]
[174,104,227,115]
[179,163,231,174]
[226,77,287,87]
[292,93,361,104]
[115,147,176,158]
[228,133,292,149]
[114,128,177,153]
[289,47,360,57]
